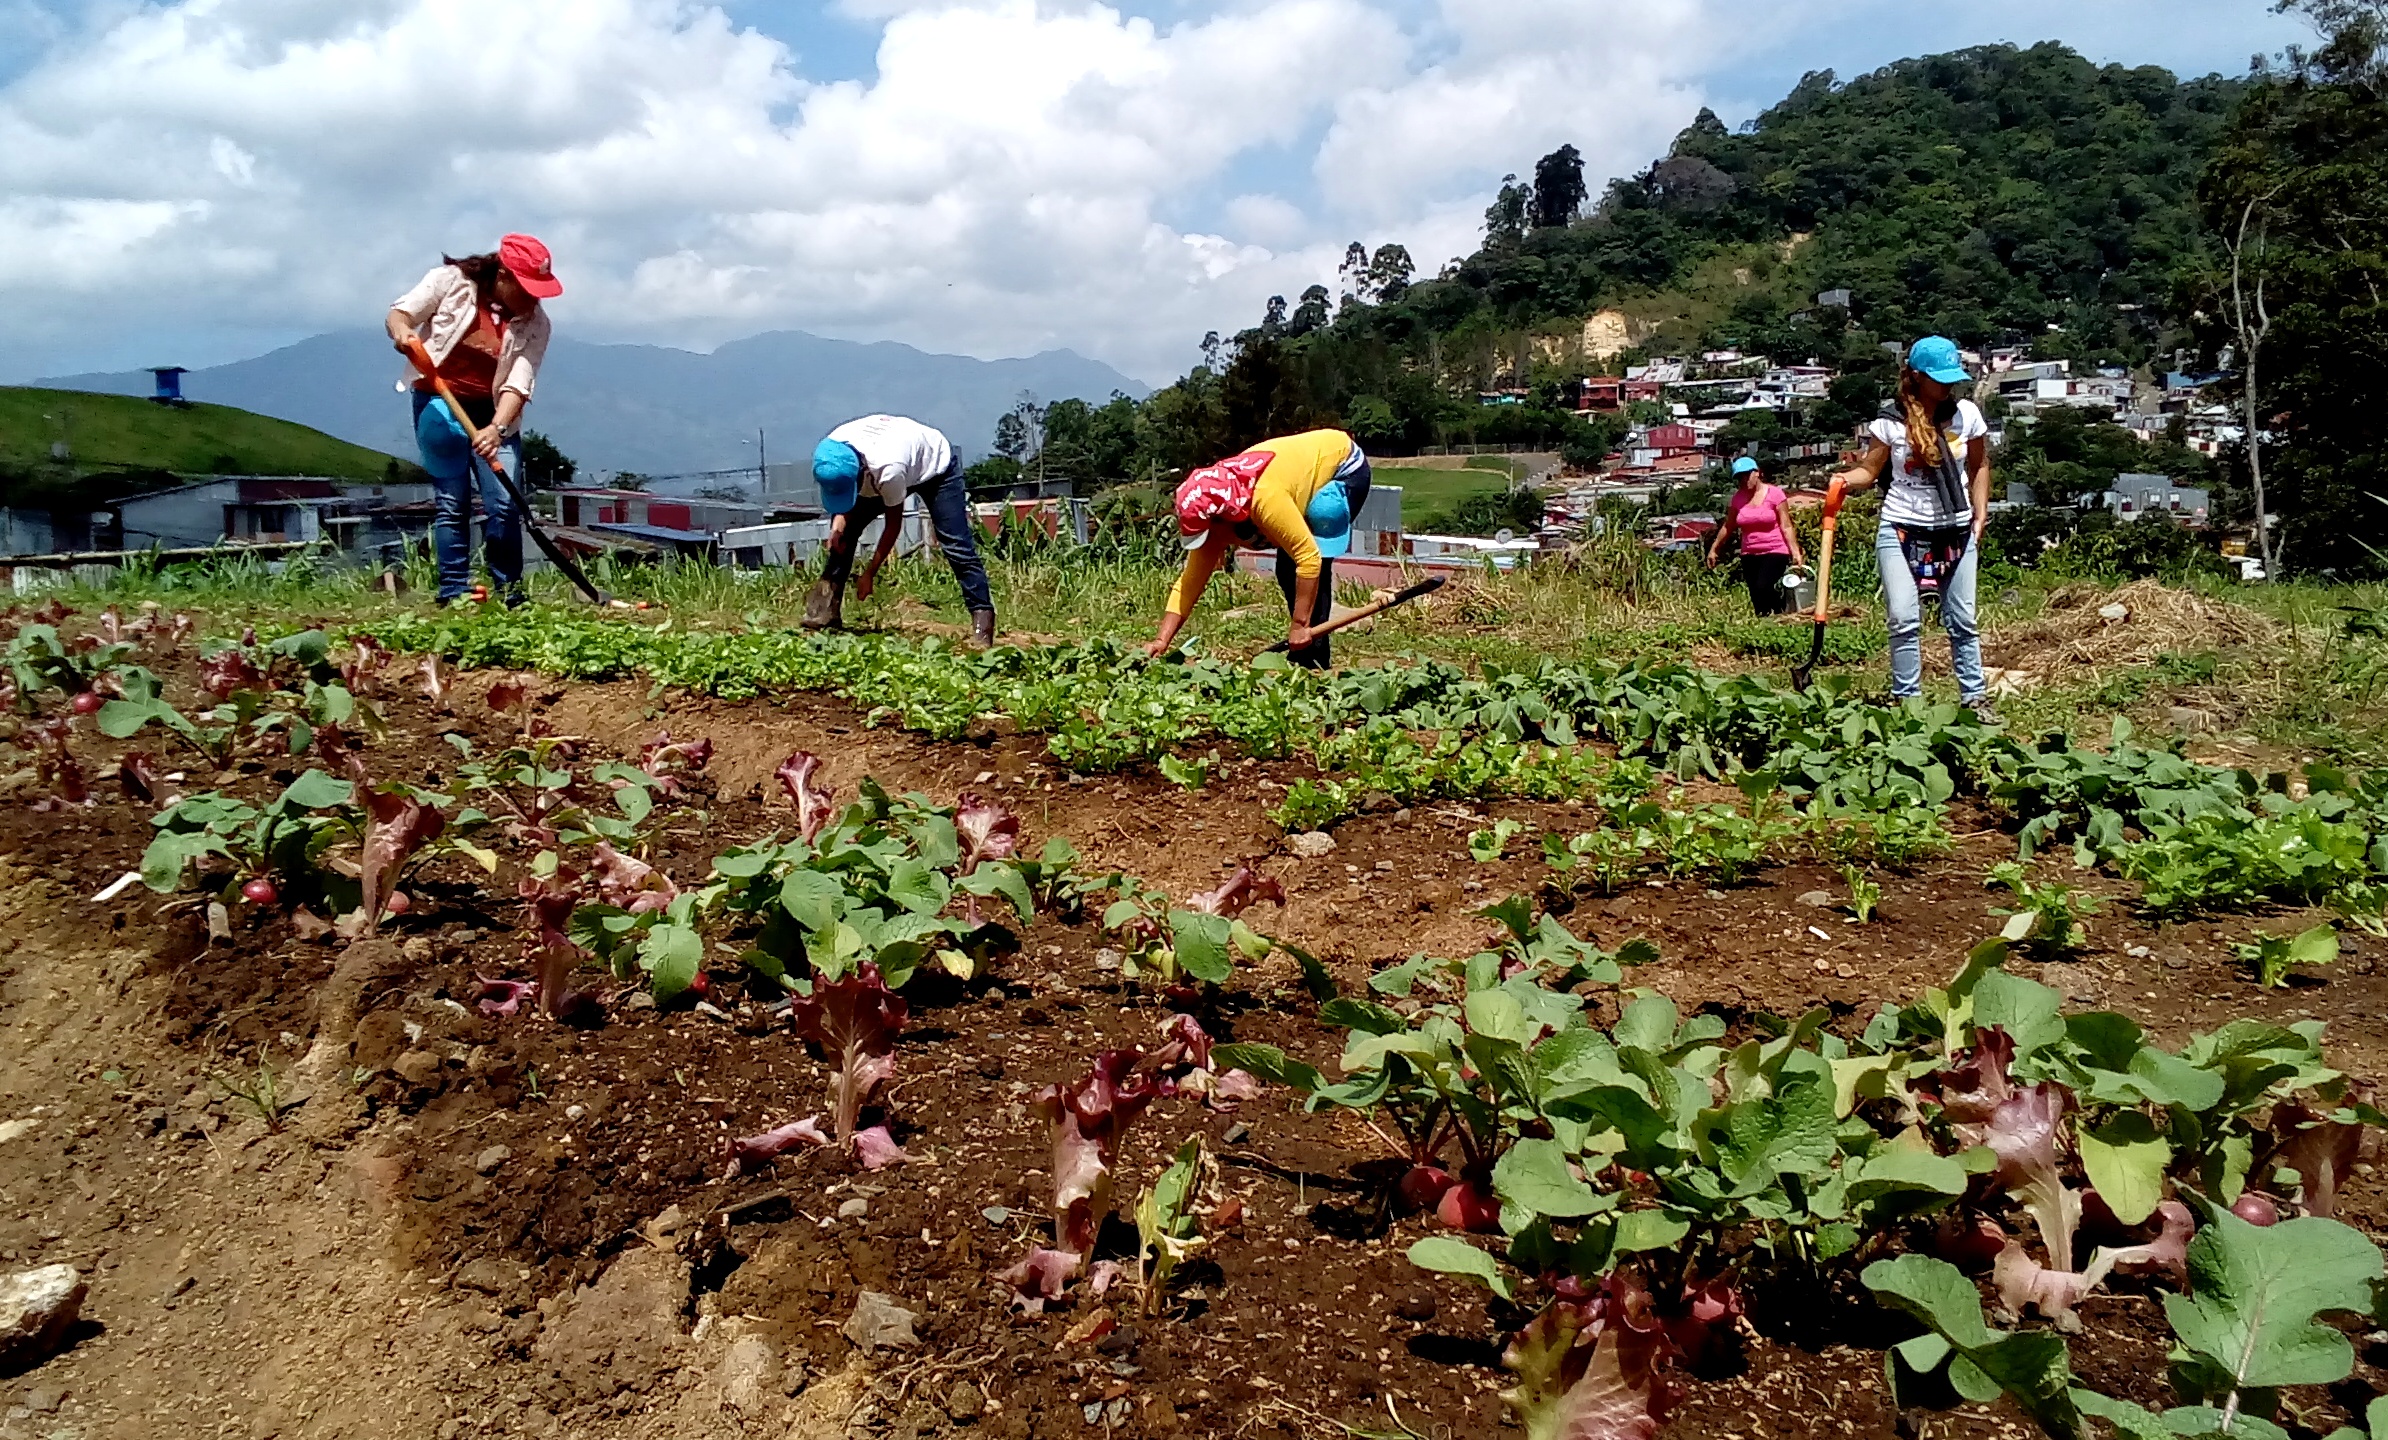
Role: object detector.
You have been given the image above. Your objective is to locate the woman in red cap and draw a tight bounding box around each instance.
[385,234,561,604]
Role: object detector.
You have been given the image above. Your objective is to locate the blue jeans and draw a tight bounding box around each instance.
[412,390,522,602]
[1877,517,1984,701]
[820,462,993,613]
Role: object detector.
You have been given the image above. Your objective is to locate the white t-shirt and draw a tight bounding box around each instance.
[1869,399,1988,527]
[826,415,955,507]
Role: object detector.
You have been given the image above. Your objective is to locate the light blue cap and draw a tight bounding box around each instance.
[1908,335,1971,385]
[1731,456,1760,476]
[812,437,862,515]
[1306,479,1354,558]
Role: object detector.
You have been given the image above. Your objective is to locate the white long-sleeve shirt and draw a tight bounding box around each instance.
[389,265,551,428]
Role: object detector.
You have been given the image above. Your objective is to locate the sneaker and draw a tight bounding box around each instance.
[1962,696,1999,724]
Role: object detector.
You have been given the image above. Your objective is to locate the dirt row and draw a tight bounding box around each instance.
[1,650,2384,1439]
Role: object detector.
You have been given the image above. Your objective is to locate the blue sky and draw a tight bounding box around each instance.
[0,0,2317,386]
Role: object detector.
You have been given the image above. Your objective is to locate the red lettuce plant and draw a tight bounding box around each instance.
[341,635,389,694]
[722,1117,831,1177]
[1501,1270,1687,1440]
[1935,1026,2193,1329]
[21,717,90,809]
[1038,1049,1171,1256]
[198,647,265,701]
[350,785,444,936]
[2267,1099,2367,1218]
[417,655,450,708]
[638,732,714,797]
[786,962,909,1168]
[776,750,836,844]
[591,841,679,914]
[475,977,536,1017]
[956,792,1019,871]
[1187,865,1286,917]
[117,750,160,804]
[515,865,598,1019]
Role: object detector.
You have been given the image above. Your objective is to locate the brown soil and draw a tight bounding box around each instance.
[2,627,2385,1439]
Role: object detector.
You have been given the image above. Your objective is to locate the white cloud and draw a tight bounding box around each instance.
[0,0,2289,386]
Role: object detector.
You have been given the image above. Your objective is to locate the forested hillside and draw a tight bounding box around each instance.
[1069,41,2244,483]
[993,10,2385,576]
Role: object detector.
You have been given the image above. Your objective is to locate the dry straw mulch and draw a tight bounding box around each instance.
[1985,579,2284,687]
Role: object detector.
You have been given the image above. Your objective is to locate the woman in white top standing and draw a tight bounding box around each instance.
[803,414,997,646]
[1830,336,1993,712]
[384,235,559,604]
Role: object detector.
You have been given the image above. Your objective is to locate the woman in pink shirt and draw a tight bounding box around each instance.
[1707,457,1807,615]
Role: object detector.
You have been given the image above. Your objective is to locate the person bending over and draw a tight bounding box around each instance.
[804,415,997,648]
[1145,428,1369,668]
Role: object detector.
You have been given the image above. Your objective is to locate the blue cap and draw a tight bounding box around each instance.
[1731,457,1760,477]
[1306,479,1354,558]
[1908,336,1971,385]
[812,437,862,515]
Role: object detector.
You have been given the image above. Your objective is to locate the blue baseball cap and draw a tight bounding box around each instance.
[812,437,862,515]
[1731,457,1760,477]
[1908,336,1971,385]
[1306,479,1355,558]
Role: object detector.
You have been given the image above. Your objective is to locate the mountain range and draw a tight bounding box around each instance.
[39,329,1146,478]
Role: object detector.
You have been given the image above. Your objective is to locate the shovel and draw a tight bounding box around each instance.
[399,336,618,608]
[1789,478,1848,692]
[1260,574,1447,656]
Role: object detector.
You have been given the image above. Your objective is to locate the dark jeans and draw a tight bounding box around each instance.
[1268,462,1372,669]
[820,462,993,613]
[411,390,522,602]
[1741,551,1792,615]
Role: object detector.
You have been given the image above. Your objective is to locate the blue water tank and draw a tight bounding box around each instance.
[149,367,188,404]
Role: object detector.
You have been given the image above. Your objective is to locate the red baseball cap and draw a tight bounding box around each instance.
[498,233,563,299]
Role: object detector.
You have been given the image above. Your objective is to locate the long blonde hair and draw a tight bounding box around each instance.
[1896,367,1948,469]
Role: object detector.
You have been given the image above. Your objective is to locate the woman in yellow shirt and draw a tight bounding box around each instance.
[1144,429,1371,667]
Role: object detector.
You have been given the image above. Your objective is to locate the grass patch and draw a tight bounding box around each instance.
[0,386,413,482]
[1373,466,1512,524]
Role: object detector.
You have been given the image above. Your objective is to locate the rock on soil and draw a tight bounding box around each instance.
[0,1264,87,1371]
[532,1249,690,1401]
[1287,831,1336,858]
[840,1291,919,1351]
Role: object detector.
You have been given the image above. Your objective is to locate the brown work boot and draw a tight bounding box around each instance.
[801,577,845,631]
[970,609,997,649]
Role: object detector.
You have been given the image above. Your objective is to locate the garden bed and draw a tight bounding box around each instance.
[2,605,2385,1440]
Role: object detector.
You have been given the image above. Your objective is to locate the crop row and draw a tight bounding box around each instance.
[356,607,2388,922]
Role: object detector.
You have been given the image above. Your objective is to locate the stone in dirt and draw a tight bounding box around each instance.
[840,1291,919,1350]
[1287,831,1335,859]
[533,1249,691,1401]
[1796,890,1833,908]
[945,1380,985,1421]
[473,1145,513,1175]
[0,1264,87,1371]
[714,1332,779,1413]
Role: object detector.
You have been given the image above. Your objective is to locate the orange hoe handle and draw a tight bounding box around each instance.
[1810,477,1847,624]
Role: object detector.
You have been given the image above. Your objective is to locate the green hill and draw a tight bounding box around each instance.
[1113,42,2243,467]
[0,387,418,507]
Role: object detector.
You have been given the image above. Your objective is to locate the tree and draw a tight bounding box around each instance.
[1483,174,1528,249]
[518,430,576,490]
[1529,144,1588,229]
[1343,395,1402,449]
[1288,284,1332,336]
[993,411,1029,461]
[1367,244,1415,302]
[1260,295,1289,338]
[2191,0,2388,573]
